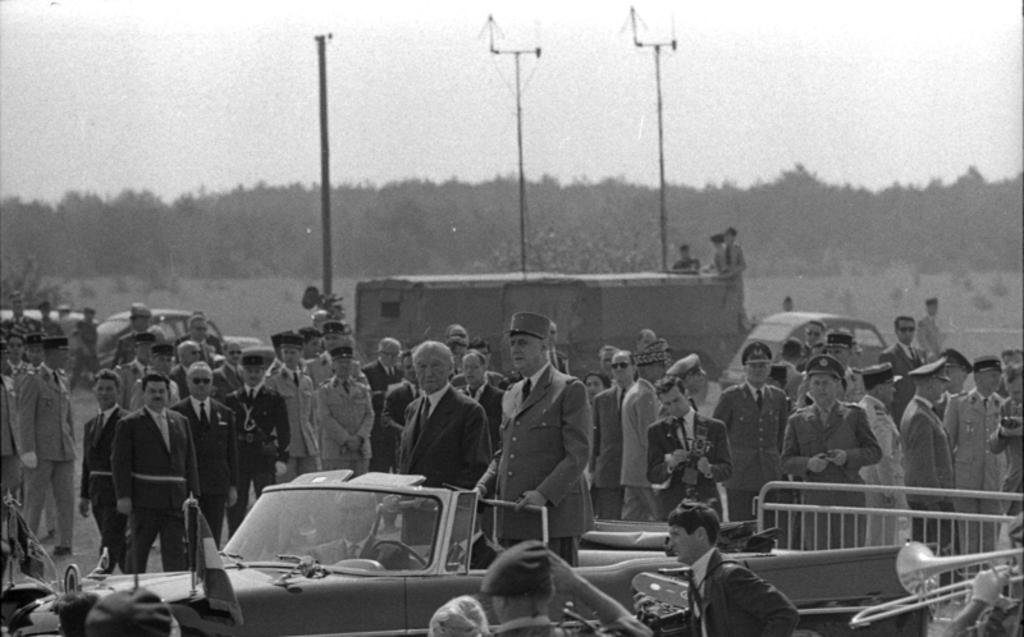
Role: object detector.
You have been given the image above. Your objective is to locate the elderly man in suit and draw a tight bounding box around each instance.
[364,337,404,473]
[113,373,200,572]
[316,346,374,475]
[648,376,732,518]
[782,354,881,549]
[944,355,1007,553]
[900,358,956,556]
[475,312,592,565]
[589,349,631,520]
[170,362,237,547]
[398,341,489,488]
[714,341,787,523]
[18,335,76,556]
[459,349,504,456]
[79,370,128,572]
[879,315,926,423]
[265,333,319,481]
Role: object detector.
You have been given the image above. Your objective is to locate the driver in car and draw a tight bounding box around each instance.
[306,493,422,570]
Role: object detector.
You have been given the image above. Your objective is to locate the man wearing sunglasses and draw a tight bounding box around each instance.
[879,315,926,423]
[170,362,237,547]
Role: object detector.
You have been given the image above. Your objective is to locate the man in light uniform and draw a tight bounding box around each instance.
[316,346,374,475]
[857,362,908,546]
[265,333,319,480]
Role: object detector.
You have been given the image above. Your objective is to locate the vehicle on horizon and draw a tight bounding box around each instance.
[719,311,888,388]
[96,308,227,368]
[5,472,927,636]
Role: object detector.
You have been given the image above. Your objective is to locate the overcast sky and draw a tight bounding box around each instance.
[1,0,1020,204]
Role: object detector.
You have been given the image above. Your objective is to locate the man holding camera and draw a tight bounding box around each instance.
[647,376,732,518]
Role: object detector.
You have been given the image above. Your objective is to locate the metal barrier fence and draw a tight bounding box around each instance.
[755,482,1019,563]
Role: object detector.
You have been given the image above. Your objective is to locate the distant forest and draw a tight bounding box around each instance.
[1,165,1021,292]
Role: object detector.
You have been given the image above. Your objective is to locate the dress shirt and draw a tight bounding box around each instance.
[189,396,211,419]
[144,406,170,449]
[424,383,451,417]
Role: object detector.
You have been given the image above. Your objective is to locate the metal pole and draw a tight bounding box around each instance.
[654,45,667,271]
[515,53,527,277]
[316,34,333,297]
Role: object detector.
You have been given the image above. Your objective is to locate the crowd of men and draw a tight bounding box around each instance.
[1,293,1021,579]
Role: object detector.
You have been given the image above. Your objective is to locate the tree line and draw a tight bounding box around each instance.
[1,165,1020,295]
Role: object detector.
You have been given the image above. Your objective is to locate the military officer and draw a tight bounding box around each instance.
[112,372,200,573]
[305,321,353,388]
[713,341,789,523]
[116,332,155,409]
[935,348,971,419]
[17,336,77,555]
[316,346,374,475]
[224,353,289,536]
[857,363,907,546]
[823,329,865,402]
[264,333,319,480]
[781,354,881,549]
[79,369,128,572]
[1,337,23,497]
[128,343,179,411]
[111,304,152,368]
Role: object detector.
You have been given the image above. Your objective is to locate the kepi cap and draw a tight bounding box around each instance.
[129,303,152,319]
[634,338,670,367]
[825,330,854,349]
[741,341,772,364]
[908,357,949,382]
[941,348,970,371]
[277,333,304,349]
[84,587,173,637]
[805,354,844,379]
[480,540,551,597]
[42,336,68,350]
[330,346,354,361]
[507,312,551,340]
[321,320,350,335]
[667,353,702,378]
[859,362,901,386]
[151,343,174,357]
[972,355,1002,374]
[134,332,157,344]
[241,351,267,367]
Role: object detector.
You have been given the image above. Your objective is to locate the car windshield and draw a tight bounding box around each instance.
[223,488,440,572]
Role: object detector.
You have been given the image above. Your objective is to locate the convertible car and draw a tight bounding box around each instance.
[5,472,927,636]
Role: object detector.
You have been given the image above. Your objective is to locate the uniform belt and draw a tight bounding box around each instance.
[131,472,186,483]
[90,470,113,477]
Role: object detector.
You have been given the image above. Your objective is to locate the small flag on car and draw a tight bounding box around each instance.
[185,498,243,624]
[5,504,48,581]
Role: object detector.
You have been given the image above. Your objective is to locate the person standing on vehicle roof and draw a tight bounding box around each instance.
[475,312,592,565]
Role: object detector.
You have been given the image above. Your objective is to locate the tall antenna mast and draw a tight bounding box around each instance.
[629,6,676,272]
[315,33,334,296]
[485,15,541,278]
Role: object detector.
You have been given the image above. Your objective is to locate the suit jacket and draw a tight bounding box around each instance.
[620,379,659,487]
[170,398,238,496]
[476,365,593,539]
[315,377,374,460]
[646,414,731,510]
[225,386,291,467]
[112,407,200,509]
[1,375,20,458]
[900,396,954,505]
[879,343,925,423]
[169,365,190,400]
[398,386,490,489]
[460,383,504,456]
[212,364,243,400]
[264,367,318,458]
[383,380,417,429]
[713,384,787,491]
[700,549,799,637]
[80,406,124,506]
[16,365,75,461]
[361,360,404,415]
[590,386,623,489]
[944,389,1006,491]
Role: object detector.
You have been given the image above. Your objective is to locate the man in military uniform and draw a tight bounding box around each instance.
[800,319,827,370]
[713,341,788,523]
[1,291,41,339]
[171,362,237,547]
[781,354,881,549]
[17,335,77,555]
[935,347,970,419]
[879,315,926,423]
[305,321,352,388]
[128,343,179,411]
[111,304,152,368]
[621,340,665,522]
[224,353,289,536]
[212,340,244,400]
[116,332,155,409]
[316,346,374,475]
[823,329,865,402]
[1,338,23,497]
[264,333,319,481]
[113,372,200,573]
[857,363,907,546]
[79,369,127,573]
[475,312,592,565]
[363,337,404,473]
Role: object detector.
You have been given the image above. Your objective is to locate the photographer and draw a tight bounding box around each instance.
[647,376,732,518]
[988,364,1022,516]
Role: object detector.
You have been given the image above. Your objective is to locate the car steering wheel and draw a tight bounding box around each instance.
[370,540,427,569]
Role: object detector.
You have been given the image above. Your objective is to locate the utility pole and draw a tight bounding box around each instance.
[628,7,676,272]
[485,15,541,278]
[315,33,333,296]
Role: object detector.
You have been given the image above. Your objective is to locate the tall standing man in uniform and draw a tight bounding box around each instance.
[113,372,200,573]
[824,330,865,402]
[111,304,151,368]
[305,321,353,388]
[714,341,788,523]
[857,362,908,547]
[475,312,592,565]
[224,353,289,536]
[621,339,667,521]
[171,362,238,547]
[264,333,319,481]
[79,369,127,573]
[879,316,926,424]
[935,348,971,419]
[17,335,76,556]
[316,346,374,475]
[363,337,404,473]
[1,338,22,497]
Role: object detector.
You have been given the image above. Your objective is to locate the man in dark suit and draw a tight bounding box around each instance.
[224,353,289,536]
[590,349,631,520]
[212,340,245,400]
[112,373,200,573]
[398,341,489,489]
[475,312,592,565]
[666,502,798,636]
[383,350,418,432]
[363,337,404,472]
[458,349,504,455]
[168,340,202,400]
[170,362,237,547]
[78,369,127,573]
[879,315,926,423]
[713,341,788,523]
[648,376,732,518]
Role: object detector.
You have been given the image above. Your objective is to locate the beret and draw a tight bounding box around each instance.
[480,540,551,597]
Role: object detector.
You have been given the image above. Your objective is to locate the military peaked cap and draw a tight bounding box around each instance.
[507,312,551,340]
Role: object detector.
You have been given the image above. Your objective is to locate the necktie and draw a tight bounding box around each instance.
[248,389,255,403]
[92,412,105,448]
[293,371,299,387]
[52,370,61,387]
[684,569,703,632]
[156,413,170,449]
[343,379,350,393]
[412,398,429,447]
[199,402,210,429]
[617,387,625,413]
[522,378,532,401]
[756,388,764,409]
